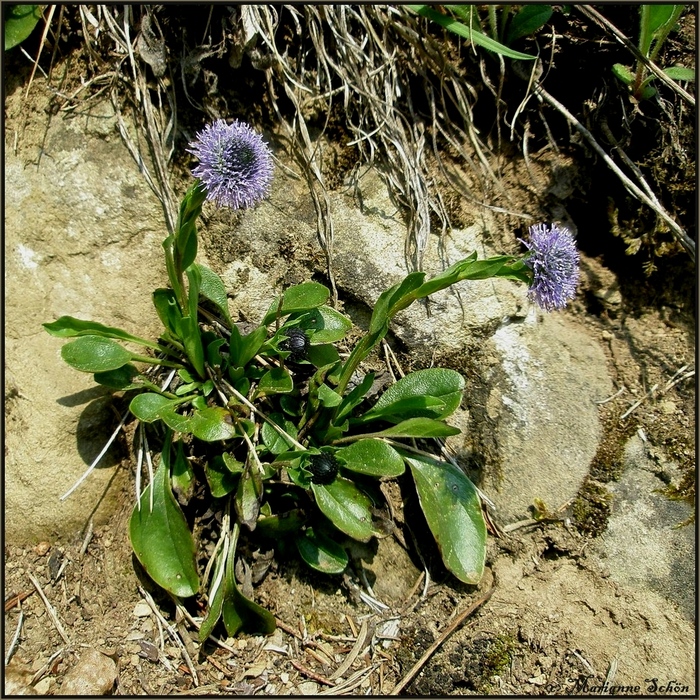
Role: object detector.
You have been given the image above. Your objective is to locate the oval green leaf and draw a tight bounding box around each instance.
[93,364,143,390]
[361,368,464,422]
[370,417,461,439]
[261,413,299,454]
[61,335,133,373]
[190,407,237,442]
[196,263,233,326]
[336,439,405,477]
[129,392,173,422]
[311,477,376,542]
[296,528,348,574]
[5,5,43,50]
[255,367,293,397]
[204,456,239,498]
[129,444,199,597]
[44,315,159,349]
[262,282,330,326]
[404,453,486,584]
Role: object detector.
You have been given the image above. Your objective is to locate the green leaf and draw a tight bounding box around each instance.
[296,528,348,574]
[359,368,465,422]
[221,524,277,636]
[307,343,340,369]
[198,546,227,642]
[223,453,245,473]
[157,404,193,434]
[261,413,299,454]
[235,466,263,530]
[129,392,173,422]
[370,272,426,336]
[336,439,405,477]
[176,315,205,380]
[61,335,134,373]
[647,4,679,36]
[152,288,182,336]
[174,183,206,272]
[290,306,353,344]
[255,367,294,397]
[4,4,43,50]
[504,4,553,45]
[190,407,237,442]
[204,455,240,498]
[206,337,226,367]
[360,417,461,439]
[196,263,233,326]
[230,324,267,368]
[129,436,199,597]
[171,439,194,499]
[335,372,375,425]
[404,453,486,584]
[262,282,331,326]
[318,383,343,408]
[256,509,305,537]
[408,5,536,60]
[663,65,695,81]
[43,316,160,349]
[311,477,376,542]
[612,63,635,85]
[93,364,143,390]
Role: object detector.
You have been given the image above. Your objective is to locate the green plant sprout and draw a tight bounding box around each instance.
[408,4,553,61]
[44,119,579,640]
[612,4,695,100]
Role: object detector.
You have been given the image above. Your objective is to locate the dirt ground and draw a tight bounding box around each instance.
[4,5,696,697]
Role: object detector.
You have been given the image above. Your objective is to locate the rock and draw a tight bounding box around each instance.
[591,433,695,622]
[57,648,117,696]
[476,312,613,523]
[297,681,320,695]
[4,658,36,695]
[132,601,152,618]
[5,87,165,543]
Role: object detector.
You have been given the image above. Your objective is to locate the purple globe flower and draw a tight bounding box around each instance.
[188,119,273,209]
[520,223,580,311]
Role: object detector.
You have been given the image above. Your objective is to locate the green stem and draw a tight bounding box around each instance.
[633,5,652,95]
[130,352,183,369]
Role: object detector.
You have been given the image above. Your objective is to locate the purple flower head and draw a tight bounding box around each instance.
[188,119,273,209]
[519,223,580,312]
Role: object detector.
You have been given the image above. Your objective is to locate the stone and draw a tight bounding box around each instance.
[477,311,613,523]
[57,648,117,695]
[5,84,165,543]
[591,434,695,622]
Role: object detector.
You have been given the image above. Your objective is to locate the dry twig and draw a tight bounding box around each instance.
[27,572,71,645]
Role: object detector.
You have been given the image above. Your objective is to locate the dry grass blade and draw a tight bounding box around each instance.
[5,609,25,665]
[329,619,368,680]
[534,83,695,260]
[27,572,71,645]
[247,5,498,274]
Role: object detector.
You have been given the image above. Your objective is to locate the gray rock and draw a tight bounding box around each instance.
[478,312,613,523]
[5,93,165,543]
[57,648,117,695]
[592,434,695,622]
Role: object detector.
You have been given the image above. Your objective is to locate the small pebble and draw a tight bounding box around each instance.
[132,601,152,617]
[33,677,53,694]
[57,648,117,695]
[33,542,51,556]
[298,681,319,695]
